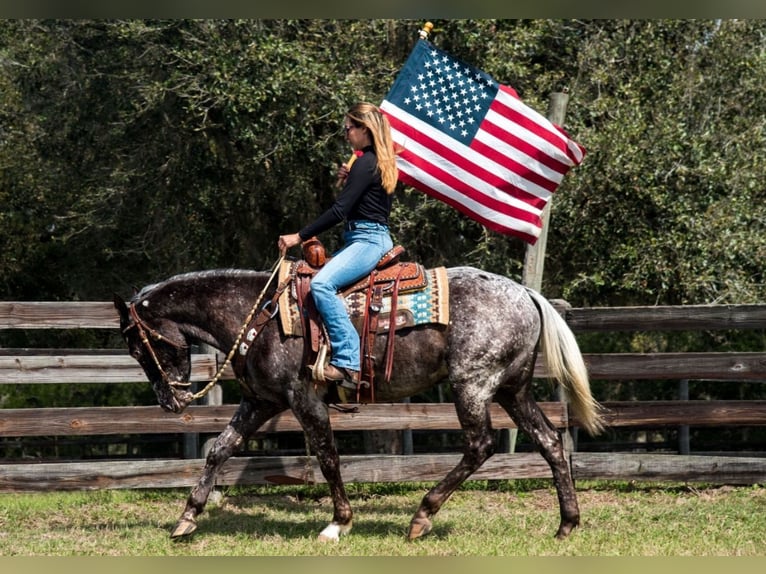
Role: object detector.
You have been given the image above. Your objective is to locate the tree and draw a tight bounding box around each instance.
[545,20,766,306]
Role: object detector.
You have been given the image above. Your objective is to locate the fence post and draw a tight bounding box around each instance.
[183,344,223,459]
[678,379,690,454]
[199,343,223,458]
[182,381,200,459]
[522,91,570,288]
[200,380,223,458]
[402,397,414,455]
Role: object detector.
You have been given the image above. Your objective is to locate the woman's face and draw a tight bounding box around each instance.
[344,119,371,150]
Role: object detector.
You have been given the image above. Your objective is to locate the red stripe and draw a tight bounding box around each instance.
[479,118,569,177]
[398,171,540,244]
[470,135,559,196]
[386,112,550,210]
[488,119,572,176]
[490,85,579,168]
[399,148,542,227]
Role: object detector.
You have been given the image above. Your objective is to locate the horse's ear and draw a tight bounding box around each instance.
[132,286,139,295]
[113,293,130,323]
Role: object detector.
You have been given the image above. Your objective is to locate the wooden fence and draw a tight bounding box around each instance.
[1,300,766,491]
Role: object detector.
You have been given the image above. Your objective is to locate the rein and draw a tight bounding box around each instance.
[190,254,286,401]
[126,255,286,402]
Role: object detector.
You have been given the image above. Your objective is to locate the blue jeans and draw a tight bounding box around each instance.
[310,221,393,372]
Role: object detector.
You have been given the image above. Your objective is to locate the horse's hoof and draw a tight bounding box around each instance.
[317,521,352,542]
[554,521,577,540]
[170,518,198,538]
[407,517,432,540]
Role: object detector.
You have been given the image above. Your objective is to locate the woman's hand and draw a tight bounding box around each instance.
[277,233,302,256]
[335,162,350,189]
[336,152,358,188]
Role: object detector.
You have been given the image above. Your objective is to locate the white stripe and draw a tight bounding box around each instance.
[475,120,565,187]
[391,125,544,217]
[566,137,585,164]
[396,156,543,238]
[496,88,584,164]
[382,101,552,204]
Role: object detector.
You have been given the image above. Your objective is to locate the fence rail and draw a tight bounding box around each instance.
[3,351,766,384]
[3,400,766,437]
[2,451,765,492]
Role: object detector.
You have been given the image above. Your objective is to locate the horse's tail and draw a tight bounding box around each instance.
[526,289,604,436]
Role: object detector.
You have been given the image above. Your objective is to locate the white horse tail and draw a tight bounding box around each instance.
[526,289,604,436]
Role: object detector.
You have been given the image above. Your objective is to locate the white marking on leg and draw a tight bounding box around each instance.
[318,521,352,542]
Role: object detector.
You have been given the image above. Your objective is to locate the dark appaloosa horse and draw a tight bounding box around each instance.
[114,264,603,541]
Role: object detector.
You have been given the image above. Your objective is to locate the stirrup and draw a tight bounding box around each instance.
[309,345,330,382]
[308,344,368,394]
[338,374,368,392]
[325,364,365,391]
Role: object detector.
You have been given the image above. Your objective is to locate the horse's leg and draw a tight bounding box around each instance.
[287,388,352,542]
[494,385,580,539]
[171,399,284,538]
[407,383,495,540]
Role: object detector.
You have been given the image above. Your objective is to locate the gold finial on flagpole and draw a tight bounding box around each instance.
[419,22,433,40]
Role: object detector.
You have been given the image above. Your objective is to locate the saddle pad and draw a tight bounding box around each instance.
[277,261,449,337]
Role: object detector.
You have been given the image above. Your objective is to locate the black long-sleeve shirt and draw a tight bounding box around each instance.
[298,145,393,241]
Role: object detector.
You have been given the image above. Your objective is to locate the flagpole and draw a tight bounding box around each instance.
[521,89,571,293]
[419,21,433,40]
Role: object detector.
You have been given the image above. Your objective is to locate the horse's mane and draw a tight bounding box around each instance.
[133,268,268,301]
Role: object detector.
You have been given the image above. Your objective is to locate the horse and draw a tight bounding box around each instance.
[113,263,604,542]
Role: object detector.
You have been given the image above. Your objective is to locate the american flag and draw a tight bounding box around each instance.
[380,39,585,244]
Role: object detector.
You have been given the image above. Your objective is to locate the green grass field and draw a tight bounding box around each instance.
[0,480,764,556]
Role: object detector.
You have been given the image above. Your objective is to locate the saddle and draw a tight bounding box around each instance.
[293,237,428,403]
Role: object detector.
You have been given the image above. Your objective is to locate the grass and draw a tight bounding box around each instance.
[0,480,764,556]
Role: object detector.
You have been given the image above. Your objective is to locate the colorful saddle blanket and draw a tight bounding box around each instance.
[277,260,450,337]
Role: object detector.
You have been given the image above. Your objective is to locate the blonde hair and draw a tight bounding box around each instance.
[346,102,399,194]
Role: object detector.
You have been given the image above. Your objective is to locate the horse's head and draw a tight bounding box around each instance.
[114,293,195,414]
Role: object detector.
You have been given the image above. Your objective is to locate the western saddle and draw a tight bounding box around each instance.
[294,237,427,403]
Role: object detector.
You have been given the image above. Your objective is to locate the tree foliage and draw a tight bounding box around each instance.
[2,19,765,308]
[547,20,766,306]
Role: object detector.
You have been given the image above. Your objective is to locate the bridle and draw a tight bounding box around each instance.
[123,254,287,402]
[123,303,190,391]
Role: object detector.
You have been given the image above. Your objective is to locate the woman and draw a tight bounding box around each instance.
[278,102,399,385]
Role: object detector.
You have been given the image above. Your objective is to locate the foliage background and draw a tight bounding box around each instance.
[4,19,765,306]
